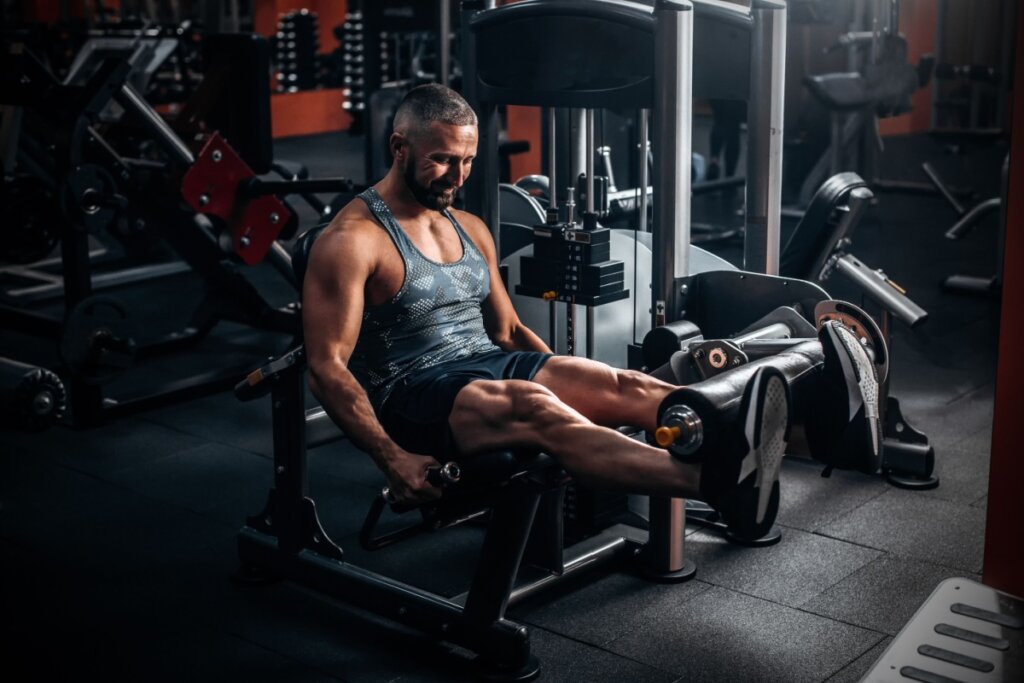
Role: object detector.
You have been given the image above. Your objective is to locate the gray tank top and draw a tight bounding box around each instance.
[350,188,500,411]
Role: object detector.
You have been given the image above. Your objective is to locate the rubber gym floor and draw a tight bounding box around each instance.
[0,130,1005,682]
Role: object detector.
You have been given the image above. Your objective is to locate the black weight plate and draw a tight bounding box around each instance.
[59,295,136,384]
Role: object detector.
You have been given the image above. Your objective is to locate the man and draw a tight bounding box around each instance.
[303,84,880,542]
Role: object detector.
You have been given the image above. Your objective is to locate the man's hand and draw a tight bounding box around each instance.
[384,450,444,505]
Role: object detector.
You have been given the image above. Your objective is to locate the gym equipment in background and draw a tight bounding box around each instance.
[0,356,66,432]
[0,34,357,426]
[925,154,1008,297]
[797,0,935,206]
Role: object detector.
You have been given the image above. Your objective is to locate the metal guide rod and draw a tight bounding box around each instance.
[652,0,693,327]
[548,107,557,212]
[638,109,650,232]
[888,0,900,36]
[585,108,595,215]
[586,307,595,359]
[745,0,786,275]
[570,108,586,191]
[567,303,576,356]
[115,82,194,167]
[439,0,451,86]
[598,145,617,192]
[548,300,557,353]
[647,0,693,581]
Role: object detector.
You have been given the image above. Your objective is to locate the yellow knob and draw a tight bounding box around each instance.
[655,425,681,448]
[542,290,558,301]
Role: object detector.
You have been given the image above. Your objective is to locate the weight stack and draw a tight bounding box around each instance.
[516,223,629,307]
[275,9,321,92]
[0,357,66,431]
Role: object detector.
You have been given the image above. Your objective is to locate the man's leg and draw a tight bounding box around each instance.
[531,356,674,432]
[448,369,789,541]
[448,379,700,497]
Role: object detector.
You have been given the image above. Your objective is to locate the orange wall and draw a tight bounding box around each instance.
[270,88,353,138]
[255,0,351,138]
[507,106,543,181]
[982,1,1023,598]
[22,0,119,22]
[879,0,937,137]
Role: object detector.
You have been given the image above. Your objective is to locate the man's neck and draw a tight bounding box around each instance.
[374,167,443,222]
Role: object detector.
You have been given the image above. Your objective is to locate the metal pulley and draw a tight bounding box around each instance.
[59,295,137,384]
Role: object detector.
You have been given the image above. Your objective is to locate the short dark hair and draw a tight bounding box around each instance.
[393,83,477,139]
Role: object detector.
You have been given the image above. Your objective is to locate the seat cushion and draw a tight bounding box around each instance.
[804,72,870,111]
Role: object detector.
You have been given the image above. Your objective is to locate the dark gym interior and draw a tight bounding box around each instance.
[2,1,1022,681]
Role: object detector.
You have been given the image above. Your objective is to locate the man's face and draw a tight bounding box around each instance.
[398,122,478,210]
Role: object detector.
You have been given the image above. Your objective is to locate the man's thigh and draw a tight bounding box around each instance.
[532,356,622,413]
[532,356,674,428]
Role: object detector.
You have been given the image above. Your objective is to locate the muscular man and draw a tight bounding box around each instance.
[304,84,880,542]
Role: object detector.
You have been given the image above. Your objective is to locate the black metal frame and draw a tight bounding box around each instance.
[0,39,360,426]
[235,345,650,680]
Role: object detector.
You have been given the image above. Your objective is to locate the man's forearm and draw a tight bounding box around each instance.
[309,365,403,470]
[499,323,552,354]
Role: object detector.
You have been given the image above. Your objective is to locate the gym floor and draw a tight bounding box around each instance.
[0,127,1004,682]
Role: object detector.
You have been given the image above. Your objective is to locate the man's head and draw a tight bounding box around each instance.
[390,84,479,210]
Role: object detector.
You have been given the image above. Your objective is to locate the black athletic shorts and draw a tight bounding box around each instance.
[378,350,552,458]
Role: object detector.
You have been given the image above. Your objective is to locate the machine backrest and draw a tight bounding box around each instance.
[780,172,869,280]
[292,222,332,293]
[176,33,273,175]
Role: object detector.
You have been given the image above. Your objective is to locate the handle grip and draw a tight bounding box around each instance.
[382,461,462,504]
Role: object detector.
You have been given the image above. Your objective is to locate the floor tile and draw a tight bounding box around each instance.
[684,527,881,607]
[818,489,986,573]
[802,555,980,635]
[606,587,883,683]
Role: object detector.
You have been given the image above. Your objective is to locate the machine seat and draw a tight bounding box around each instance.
[804,72,871,111]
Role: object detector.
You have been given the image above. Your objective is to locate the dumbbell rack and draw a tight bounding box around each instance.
[274,9,320,93]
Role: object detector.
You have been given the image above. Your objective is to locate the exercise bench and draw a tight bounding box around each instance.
[234,224,686,681]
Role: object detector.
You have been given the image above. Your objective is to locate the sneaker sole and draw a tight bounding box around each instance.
[739,368,789,526]
[823,321,882,471]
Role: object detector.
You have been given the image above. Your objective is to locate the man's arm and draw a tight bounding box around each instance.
[303,220,441,504]
[456,211,551,353]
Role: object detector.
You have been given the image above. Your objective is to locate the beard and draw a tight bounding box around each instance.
[403,161,457,210]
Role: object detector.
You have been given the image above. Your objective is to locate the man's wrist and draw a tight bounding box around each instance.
[369,440,406,468]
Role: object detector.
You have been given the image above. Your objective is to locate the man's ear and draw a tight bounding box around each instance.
[389,132,407,161]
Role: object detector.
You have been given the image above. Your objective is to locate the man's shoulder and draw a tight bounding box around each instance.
[321,199,383,243]
[307,201,386,272]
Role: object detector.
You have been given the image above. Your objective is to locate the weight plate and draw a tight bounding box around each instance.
[59,295,136,384]
[814,300,889,384]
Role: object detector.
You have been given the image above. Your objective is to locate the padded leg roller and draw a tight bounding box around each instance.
[656,366,795,544]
